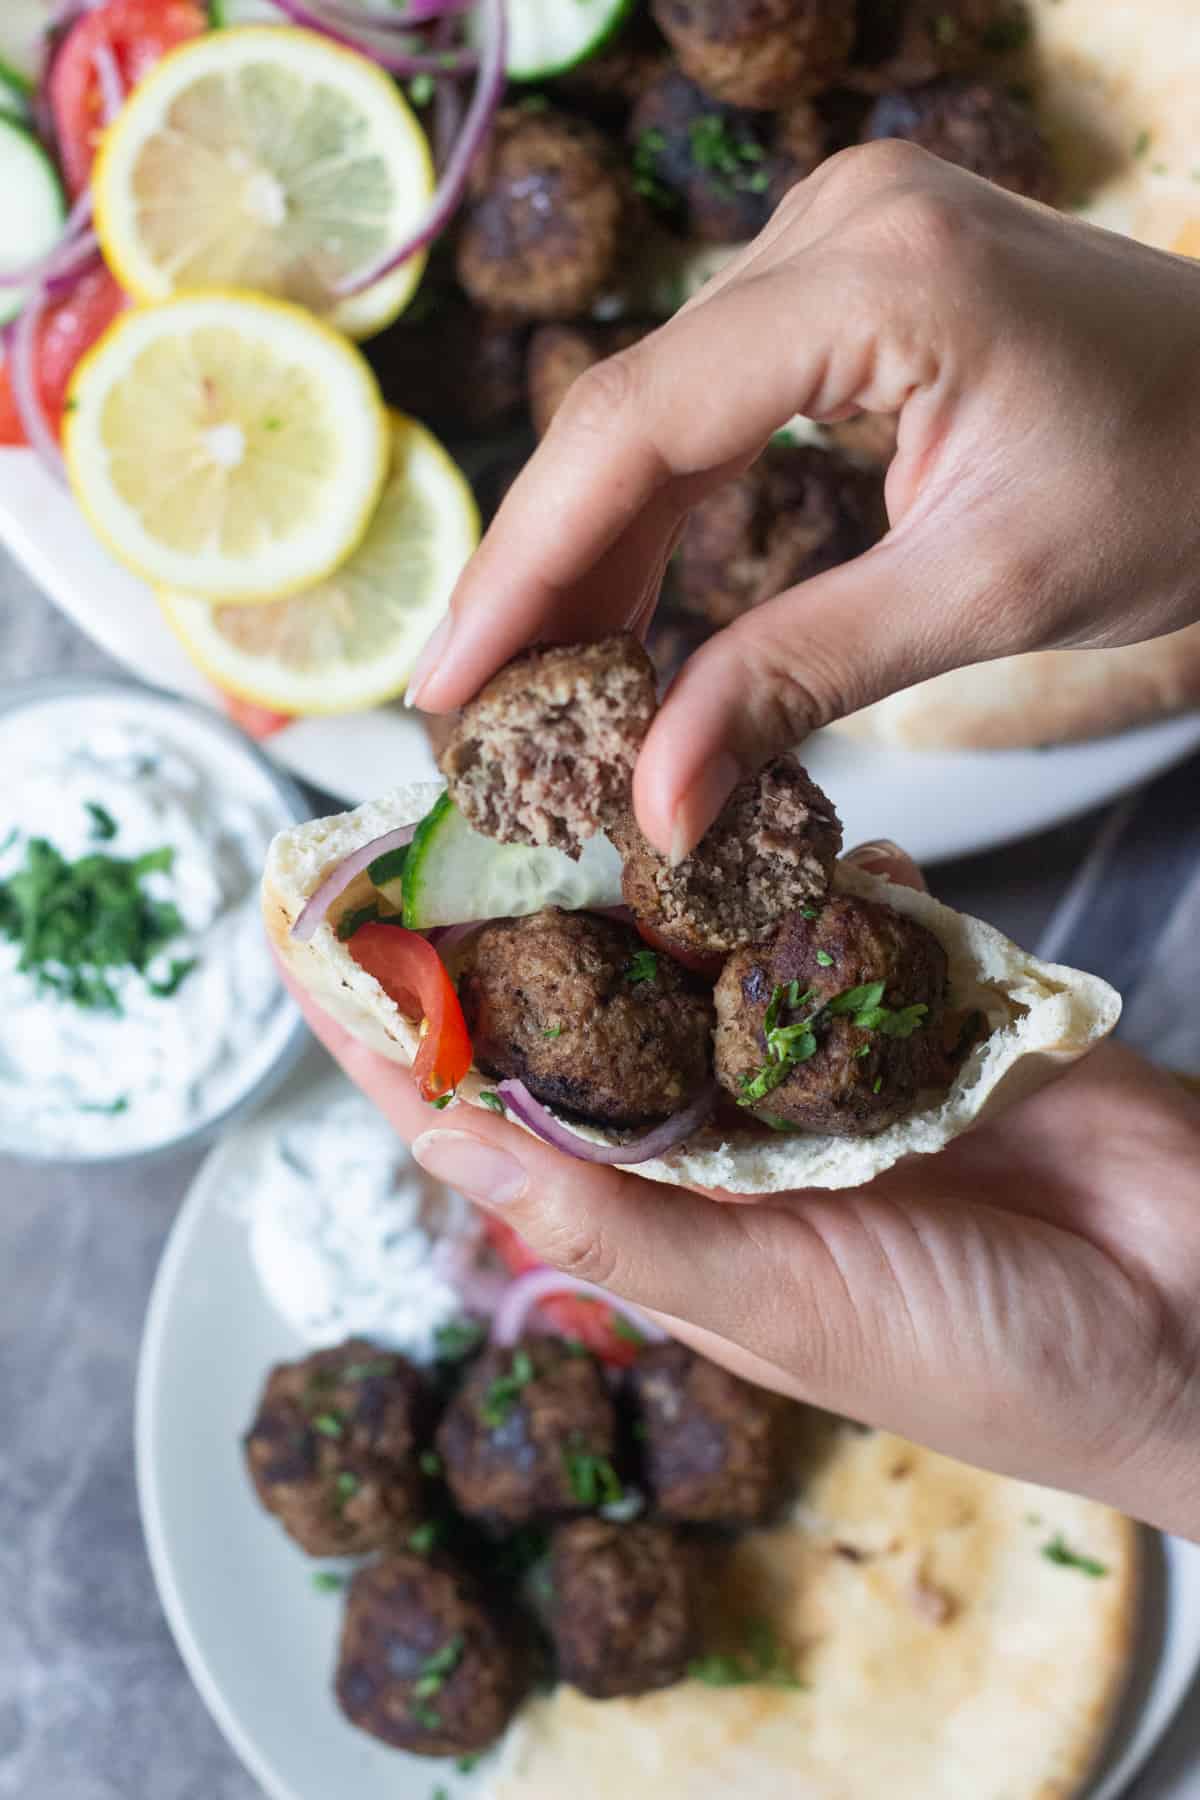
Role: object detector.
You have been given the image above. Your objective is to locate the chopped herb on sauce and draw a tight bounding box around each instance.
[1042,1534,1108,1577]
[85,801,119,841]
[79,1095,130,1116]
[688,1620,804,1689]
[311,1570,346,1592]
[481,1349,535,1427]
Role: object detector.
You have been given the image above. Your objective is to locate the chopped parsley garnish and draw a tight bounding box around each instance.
[1042,1534,1108,1577]
[563,1442,624,1507]
[367,844,410,887]
[146,956,197,999]
[542,1024,564,1038]
[872,1076,883,1094]
[336,902,380,941]
[456,1754,482,1774]
[739,976,929,1106]
[78,1095,130,1116]
[814,949,834,967]
[771,428,798,448]
[311,1411,345,1439]
[800,905,819,919]
[415,1635,464,1701]
[85,801,118,841]
[434,1318,485,1363]
[409,1521,439,1555]
[414,1702,442,1731]
[611,1314,645,1346]
[562,1336,590,1358]
[688,1620,804,1689]
[407,71,435,106]
[931,10,958,44]
[431,1091,455,1110]
[333,1471,359,1506]
[432,1788,450,1800]
[481,1349,535,1427]
[632,127,676,211]
[688,113,769,195]
[311,1570,346,1592]
[419,1450,443,1478]
[0,835,187,1013]
[1134,129,1151,157]
[478,1090,506,1114]
[341,1357,397,1382]
[625,948,659,985]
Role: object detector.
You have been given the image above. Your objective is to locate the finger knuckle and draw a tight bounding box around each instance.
[738,630,854,739]
[823,137,929,198]
[558,352,639,441]
[539,1213,620,1290]
[880,182,973,271]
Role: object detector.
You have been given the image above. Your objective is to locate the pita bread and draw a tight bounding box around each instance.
[489,1419,1138,1800]
[263,783,1120,1195]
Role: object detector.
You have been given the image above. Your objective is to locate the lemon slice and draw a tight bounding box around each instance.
[93,26,434,339]
[64,291,388,602]
[158,411,479,713]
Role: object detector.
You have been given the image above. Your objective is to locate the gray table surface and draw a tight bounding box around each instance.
[1,554,1197,1799]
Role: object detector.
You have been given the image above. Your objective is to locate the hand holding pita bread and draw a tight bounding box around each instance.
[405,142,1200,858]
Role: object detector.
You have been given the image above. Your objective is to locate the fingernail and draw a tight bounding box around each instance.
[844,839,906,866]
[411,1130,529,1207]
[404,612,456,710]
[668,752,741,868]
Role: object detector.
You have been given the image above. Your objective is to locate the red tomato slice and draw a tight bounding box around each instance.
[483,1217,644,1369]
[50,0,206,195]
[634,918,725,981]
[221,696,295,740]
[0,263,126,447]
[348,922,473,1104]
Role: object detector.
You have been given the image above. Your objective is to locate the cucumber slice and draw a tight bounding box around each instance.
[0,118,67,329]
[401,795,624,930]
[470,0,636,84]
[0,1,46,93]
[0,69,30,124]
[208,0,285,22]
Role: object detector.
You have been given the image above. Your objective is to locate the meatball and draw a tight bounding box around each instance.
[458,910,716,1128]
[367,295,527,436]
[457,106,628,319]
[243,1341,429,1557]
[437,1336,620,1527]
[630,1342,788,1523]
[652,0,857,109]
[863,77,1058,201]
[849,0,1028,91]
[714,893,952,1132]
[630,70,808,243]
[550,1519,698,1698]
[440,635,657,856]
[675,441,887,628]
[614,755,842,954]
[335,1553,524,1756]
[527,320,651,439]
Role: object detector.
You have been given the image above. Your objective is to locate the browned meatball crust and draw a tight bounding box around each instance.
[243,1341,429,1557]
[653,0,857,108]
[367,297,528,436]
[437,1337,620,1527]
[614,756,842,954]
[629,1342,789,1523]
[550,1519,698,1697]
[335,1554,524,1756]
[458,910,716,1128]
[863,77,1058,201]
[457,107,628,320]
[440,635,657,856]
[675,441,887,628]
[714,894,951,1132]
[849,0,1028,91]
[527,320,651,439]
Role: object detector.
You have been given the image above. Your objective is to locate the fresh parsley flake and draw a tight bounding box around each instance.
[456,1754,482,1773]
[341,1357,397,1382]
[434,1318,485,1363]
[408,1521,439,1556]
[419,1450,443,1478]
[431,1092,455,1110]
[78,1095,130,1116]
[414,1635,464,1703]
[801,905,819,919]
[542,1024,564,1038]
[931,11,958,44]
[563,1442,624,1507]
[367,845,410,887]
[688,113,769,193]
[625,949,659,984]
[1134,129,1151,156]
[311,1570,346,1592]
[312,1412,345,1440]
[481,1349,535,1427]
[853,1044,871,1059]
[478,1090,505,1114]
[562,1336,590,1358]
[688,1620,804,1689]
[333,1471,359,1505]
[611,1314,645,1346]
[85,801,119,841]
[408,71,435,105]
[414,1702,442,1731]
[872,1075,883,1094]
[771,428,798,448]
[146,956,197,999]
[815,949,834,967]
[1042,1534,1108,1577]
[632,127,677,211]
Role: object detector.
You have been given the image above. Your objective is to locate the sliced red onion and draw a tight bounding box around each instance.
[10,285,66,484]
[433,74,463,170]
[91,39,125,123]
[494,1078,719,1166]
[321,0,474,27]
[290,822,418,942]
[335,0,506,296]
[492,1268,668,1349]
[426,920,484,955]
[263,0,477,73]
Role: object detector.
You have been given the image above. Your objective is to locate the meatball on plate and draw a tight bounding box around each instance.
[265,637,1119,1193]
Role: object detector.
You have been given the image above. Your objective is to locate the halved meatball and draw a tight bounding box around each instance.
[714,893,951,1132]
[652,0,857,109]
[527,321,652,439]
[614,756,842,954]
[457,106,628,319]
[863,77,1057,201]
[243,1340,429,1557]
[335,1553,524,1756]
[550,1519,698,1697]
[437,1337,620,1528]
[675,441,888,628]
[440,635,657,856]
[458,909,716,1128]
[629,1342,789,1524]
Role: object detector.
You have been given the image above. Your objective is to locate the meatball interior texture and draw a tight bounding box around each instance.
[550,1519,698,1698]
[675,441,888,628]
[456,107,628,320]
[459,909,716,1127]
[437,1337,619,1527]
[864,77,1058,202]
[440,635,657,857]
[615,755,842,954]
[652,0,857,108]
[714,893,952,1133]
[336,1553,523,1757]
[243,1340,428,1557]
[527,321,651,439]
[630,1342,788,1524]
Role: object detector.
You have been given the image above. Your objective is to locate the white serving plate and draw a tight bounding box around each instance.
[6,446,1200,866]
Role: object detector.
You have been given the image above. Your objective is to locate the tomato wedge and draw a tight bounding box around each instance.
[634,918,726,981]
[0,264,126,447]
[348,921,473,1104]
[484,1217,644,1369]
[50,0,206,195]
[222,696,295,741]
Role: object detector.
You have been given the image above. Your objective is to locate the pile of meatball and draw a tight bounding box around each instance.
[244,1328,794,1760]
[372,0,1055,676]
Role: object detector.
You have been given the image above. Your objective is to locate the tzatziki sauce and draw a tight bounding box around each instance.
[0,686,300,1159]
